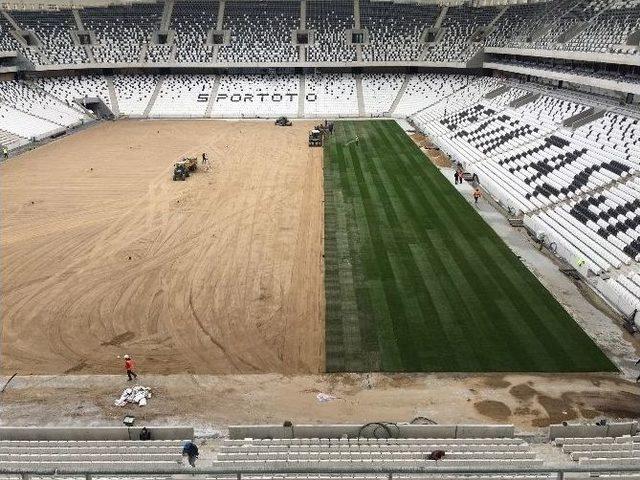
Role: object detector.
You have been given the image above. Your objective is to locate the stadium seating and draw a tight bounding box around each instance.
[2,0,640,64]
[11,10,88,65]
[305,0,356,62]
[218,1,299,63]
[34,75,112,111]
[0,438,187,468]
[304,73,358,117]
[82,4,163,63]
[113,74,159,117]
[361,73,404,116]
[565,2,640,54]
[0,13,21,52]
[556,432,640,465]
[217,436,543,467]
[423,6,498,62]
[396,75,497,118]
[148,74,215,117]
[213,74,300,118]
[0,103,64,140]
[360,0,440,62]
[0,129,28,151]
[0,80,88,127]
[171,0,218,63]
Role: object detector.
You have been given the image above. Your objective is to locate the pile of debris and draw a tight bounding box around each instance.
[114,385,152,407]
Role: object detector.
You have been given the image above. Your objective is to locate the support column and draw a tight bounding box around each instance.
[298,0,306,62]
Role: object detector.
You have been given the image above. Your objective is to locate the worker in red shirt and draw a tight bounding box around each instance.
[124,354,138,381]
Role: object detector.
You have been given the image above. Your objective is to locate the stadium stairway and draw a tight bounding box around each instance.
[143,75,166,117]
[106,77,121,117]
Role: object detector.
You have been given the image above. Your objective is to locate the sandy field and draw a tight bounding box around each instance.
[1,120,324,375]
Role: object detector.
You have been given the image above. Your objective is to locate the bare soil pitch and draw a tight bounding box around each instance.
[1,120,324,375]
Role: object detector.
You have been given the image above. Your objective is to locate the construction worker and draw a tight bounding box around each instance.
[182,441,199,467]
[124,354,138,381]
[473,188,482,204]
[2,146,7,160]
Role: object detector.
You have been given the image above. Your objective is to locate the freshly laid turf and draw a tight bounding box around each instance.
[323,120,616,373]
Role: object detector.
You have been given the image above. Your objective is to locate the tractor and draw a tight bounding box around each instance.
[308,129,323,147]
[275,116,292,126]
[172,157,198,181]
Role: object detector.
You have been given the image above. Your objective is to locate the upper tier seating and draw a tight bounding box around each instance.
[0,13,21,52]
[213,74,300,118]
[486,3,555,47]
[218,1,299,63]
[565,3,640,54]
[360,0,440,62]
[171,0,218,63]
[82,4,162,63]
[11,10,88,65]
[149,74,215,117]
[306,0,356,62]
[424,6,499,62]
[361,73,405,116]
[147,44,173,63]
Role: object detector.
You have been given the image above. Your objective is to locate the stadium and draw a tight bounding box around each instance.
[1,0,640,476]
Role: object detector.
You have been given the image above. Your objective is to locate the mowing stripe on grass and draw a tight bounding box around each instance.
[323,119,617,373]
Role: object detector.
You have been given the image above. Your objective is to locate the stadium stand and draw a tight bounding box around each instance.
[0,103,65,140]
[149,74,215,117]
[218,1,299,63]
[0,427,192,469]
[82,3,163,63]
[171,0,218,63]
[423,5,499,62]
[214,74,300,118]
[113,74,159,117]
[3,423,640,476]
[394,75,496,117]
[10,10,88,65]
[0,13,21,52]
[0,80,88,127]
[217,437,543,467]
[35,75,112,111]
[304,73,358,117]
[361,73,405,116]
[305,0,356,62]
[360,0,440,62]
[565,0,640,54]
[486,3,553,48]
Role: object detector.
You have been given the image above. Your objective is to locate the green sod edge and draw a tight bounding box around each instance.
[323,119,617,374]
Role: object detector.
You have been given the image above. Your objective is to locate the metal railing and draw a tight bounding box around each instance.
[4,463,640,480]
